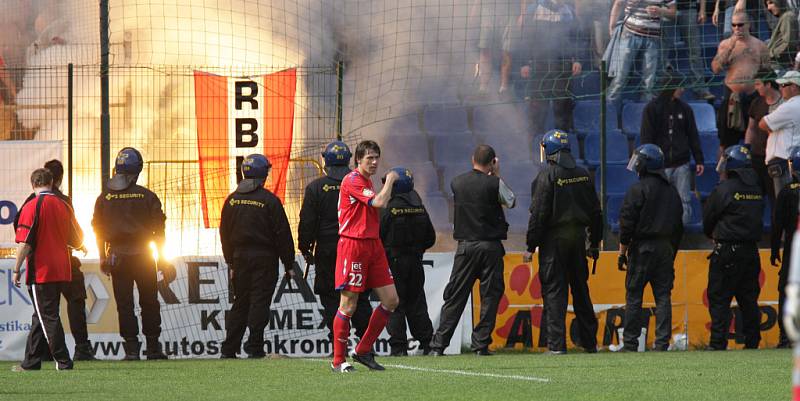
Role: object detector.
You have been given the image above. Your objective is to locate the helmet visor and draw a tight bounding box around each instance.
[539,143,546,164]
[626,153,643,173]
[715,157,727,174]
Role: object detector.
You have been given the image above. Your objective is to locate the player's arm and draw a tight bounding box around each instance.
[92,195,107,260]
[370,171,398,209]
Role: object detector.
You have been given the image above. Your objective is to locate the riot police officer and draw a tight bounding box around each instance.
[219,154,295,358]
[524,129,603,354]
[771,146,800,348]
[617,144,684,352]
[379,167,436,356]
[704,144,764,350]
[92,148,173,360]
[297,141,373,344]
[14,160,95,361]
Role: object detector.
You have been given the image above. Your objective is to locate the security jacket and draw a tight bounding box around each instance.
[298,174,344,255]
[380,189,436,257]
[92,184,165,255]
[703,168,764,242]
[619,173,684,252]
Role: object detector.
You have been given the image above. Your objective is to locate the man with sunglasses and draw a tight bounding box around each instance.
[759,70,800,197]
[712,12,769,156]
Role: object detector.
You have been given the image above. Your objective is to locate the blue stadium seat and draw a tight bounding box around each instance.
[439,162,472,196]
[694,164,720,198]
[507,195,531,233]
[423,105,470,134]
[595,164,639,196]
[503,161,540,196]
[584,130,630,166]
[483,133,533,162]
[605,195,624,233]
[571,71,601,99]
[685,196,704,233]
[688,102,717,134]
[699,135,720,164]
[405,162,440,195]
[355,113,422,138]
[621,102,647,139]
[374,133,430,166]
[431,133,478,165]
[421,193,451,232]
[574,100,619,137]
[472,103,529,136]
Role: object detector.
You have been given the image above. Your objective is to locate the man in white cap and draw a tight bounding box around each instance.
[759,70,800,196]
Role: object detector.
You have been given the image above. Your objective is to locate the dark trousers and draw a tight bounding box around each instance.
[64,262,89,346]
[385,252,434,354]
[752,155,776,212]
[707,242,761,349]
[623,240,675,350]
[539,235,598,352]
[778,240,792,345]
[221,251,279,356]
[111,252,161,342]
[430,240,505,352]
[22,283,73,370]
[716,86,756,148]
[314,244,372,340]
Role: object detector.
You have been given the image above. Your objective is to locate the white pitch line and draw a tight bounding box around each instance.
[307,358,549,383]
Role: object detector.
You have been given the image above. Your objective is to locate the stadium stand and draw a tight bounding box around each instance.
[621,102,646,140]
[421,193,452,232]
[595,164,638,196]
[423,105,470,134]
[507,195,531,233]
[373,133,430,166]
[689,102,717,135]
[472,103,529,136]
[685,196,704,233]
[573,100,618,139]
[694,165,720,198]
[482,134,534,163]
[430,132,478,166]
[502,161,539,196]
[584,130,630,166]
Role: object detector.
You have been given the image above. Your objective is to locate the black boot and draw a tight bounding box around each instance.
[73,342,97,361]
[123,339,141,361]
[145,337,168,360]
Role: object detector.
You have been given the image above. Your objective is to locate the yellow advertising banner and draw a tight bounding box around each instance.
[473,251,782,351]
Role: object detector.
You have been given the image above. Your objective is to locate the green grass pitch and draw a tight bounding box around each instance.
[0,349,792,400]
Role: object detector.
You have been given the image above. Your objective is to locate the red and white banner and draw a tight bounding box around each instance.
[194,69,297,228]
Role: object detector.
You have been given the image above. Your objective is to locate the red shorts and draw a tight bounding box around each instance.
[335,237,393,293]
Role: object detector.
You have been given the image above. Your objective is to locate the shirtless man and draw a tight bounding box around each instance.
[711,11,768,155]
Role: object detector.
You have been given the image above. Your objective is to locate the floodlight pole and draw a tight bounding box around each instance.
[100,0,111,190]
[336,59,344,141]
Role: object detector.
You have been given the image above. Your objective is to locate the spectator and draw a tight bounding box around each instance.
[575,0,613,69]
[713,0,763,37]
[711,11,768,153]
[640,74,704,226]
[759,70,800,197]
[663,0,716,101]
[472,0,521,96]
[765,0,799,70]
[608,0,677,110]
[518,0,581,135]
[745,68,782,203]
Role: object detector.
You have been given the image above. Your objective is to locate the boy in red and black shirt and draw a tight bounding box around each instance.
[12,168,83,371]
[331,140,400,373]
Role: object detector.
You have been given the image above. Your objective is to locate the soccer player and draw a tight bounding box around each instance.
[331,140,400,373]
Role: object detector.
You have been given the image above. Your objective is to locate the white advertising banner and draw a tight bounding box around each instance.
[0,253,461,360]
[0,140,63,248]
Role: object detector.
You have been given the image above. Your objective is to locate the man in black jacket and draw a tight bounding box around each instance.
[770,146,800,348]
[428,145,515,356]
[219,154,295,358]
[380,167,436,356]
[618,144,684,352]
[703,144,764,350]
[92,148,172,360]
[298,141,372,345]
[640,75,705,226]
[525,130,603,354]
[14,160,95,361]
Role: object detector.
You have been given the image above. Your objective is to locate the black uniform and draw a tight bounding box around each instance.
[92,183,166,357]
[15,189,92,358]
[430,169,511,353]
[380,189,436,355]
[703,168,764,350]
[297,170,373,341]
[527,158,603,353]
[771,174,800,347]
[618,173,684,351]
[219,184,295,357]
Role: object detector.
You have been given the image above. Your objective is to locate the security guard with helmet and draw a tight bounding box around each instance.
[219,154,295,358]
[298,141,373,344]
[704,144,765,350]
[617,144,684,352]
[525,129,603,354]
[771,146,800,348]
[92,147,174,360]
[379,167,436,356]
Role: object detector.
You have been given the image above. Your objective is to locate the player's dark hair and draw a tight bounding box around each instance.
[473,144,496,167]
[44,159,64,183]
[355,140,381,163]
[31,168,54,188]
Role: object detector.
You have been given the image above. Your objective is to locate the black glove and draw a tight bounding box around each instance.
[587,247,599,260]
[302,251,315,266]
[617,254,628,271]
[771,249,782,267]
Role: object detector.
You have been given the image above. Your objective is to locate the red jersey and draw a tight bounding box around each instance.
[15,192,82,284]
[338,170,379,239]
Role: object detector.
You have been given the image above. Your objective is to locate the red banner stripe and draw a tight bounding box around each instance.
[261,68,297,202]
[194,71,229,228]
